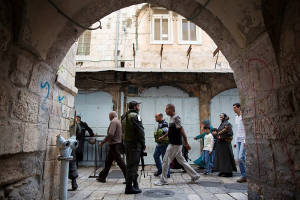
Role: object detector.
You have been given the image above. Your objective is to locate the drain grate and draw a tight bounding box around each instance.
[224,183,247,190]
[197,181,223,187]
[143,189,175,198]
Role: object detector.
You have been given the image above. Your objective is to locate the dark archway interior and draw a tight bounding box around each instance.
[0,0,299,199]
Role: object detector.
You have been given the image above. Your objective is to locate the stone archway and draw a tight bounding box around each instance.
[0,0,299,199]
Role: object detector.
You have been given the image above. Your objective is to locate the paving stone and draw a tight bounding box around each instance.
[215,193,235,200]
[68,166,248,200]
[228,192,248,200]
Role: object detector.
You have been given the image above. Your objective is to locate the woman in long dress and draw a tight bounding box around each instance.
[214,113,237,177]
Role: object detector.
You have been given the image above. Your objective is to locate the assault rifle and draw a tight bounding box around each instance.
[140,151,147,178]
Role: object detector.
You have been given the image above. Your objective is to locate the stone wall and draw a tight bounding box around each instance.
[0,3,78,197]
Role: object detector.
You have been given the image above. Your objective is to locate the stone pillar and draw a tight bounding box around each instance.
[231,33,299,199]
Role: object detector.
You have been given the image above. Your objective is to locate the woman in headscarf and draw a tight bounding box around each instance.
[214,113,237,177]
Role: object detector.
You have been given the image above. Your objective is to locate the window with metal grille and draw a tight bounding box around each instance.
[77,30,91,55]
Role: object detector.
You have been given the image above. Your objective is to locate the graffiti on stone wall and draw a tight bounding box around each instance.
[239,58,295,178]
[40,81,50,112]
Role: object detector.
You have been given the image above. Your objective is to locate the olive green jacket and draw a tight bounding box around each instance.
[121,110,145,148]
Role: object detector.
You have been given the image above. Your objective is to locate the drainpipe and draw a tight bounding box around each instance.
[56,135,78,200]
[114,10,121,68]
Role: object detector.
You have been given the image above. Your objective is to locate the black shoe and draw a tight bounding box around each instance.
[154,171,162,177]
[223,173,233,177]
[133,176,142,193]
[71,179,78,191]
[125,179,141,194]
[218,172,224,177]
[96,176,106,183]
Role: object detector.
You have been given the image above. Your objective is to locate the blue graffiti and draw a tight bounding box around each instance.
[58,95,65,103]
[40,81,50,98]
[40,81,50,112]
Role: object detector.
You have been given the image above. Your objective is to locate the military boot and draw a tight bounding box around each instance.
[133,175,142,193]
[125,178,141,194]
[71,179,78,191]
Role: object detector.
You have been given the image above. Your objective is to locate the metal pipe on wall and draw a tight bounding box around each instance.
[114,10,121,68]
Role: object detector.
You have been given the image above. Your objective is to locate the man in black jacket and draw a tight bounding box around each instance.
[75,116,95,165]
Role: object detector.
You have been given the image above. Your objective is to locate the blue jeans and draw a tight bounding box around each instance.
[203,150,212,173]
[153,144,170,176]
[210,150,215,169]
[237,142,246,178]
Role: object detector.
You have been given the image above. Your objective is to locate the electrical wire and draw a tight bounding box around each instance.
[48,0,102,30]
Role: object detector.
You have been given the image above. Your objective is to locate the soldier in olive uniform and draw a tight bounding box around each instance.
[121,101,145,194]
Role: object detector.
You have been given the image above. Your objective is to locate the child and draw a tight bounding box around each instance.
[202,126,214,174]
[210,128,218,170]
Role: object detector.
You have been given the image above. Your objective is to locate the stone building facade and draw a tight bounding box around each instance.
[76,4,230,71]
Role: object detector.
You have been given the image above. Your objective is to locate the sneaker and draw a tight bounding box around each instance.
[154,180,168,186]
[237,177,247,183]
[191,175,200,183]
[202,172,208,175]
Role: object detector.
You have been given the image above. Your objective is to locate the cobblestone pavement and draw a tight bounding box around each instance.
[68,166,248,200]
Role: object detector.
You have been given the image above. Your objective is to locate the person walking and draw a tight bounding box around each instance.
[97,111,127,183]
[202,126,214,175]
[154,104,200,186]
[68,119,80,191]
[233,103,247,183]
[121,101,145,194]
[153,113,170,177]
[214,113,237,177]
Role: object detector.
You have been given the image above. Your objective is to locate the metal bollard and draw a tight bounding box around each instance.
[56,135,78,200]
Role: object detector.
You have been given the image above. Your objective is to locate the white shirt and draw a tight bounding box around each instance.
[235,115,246,143]
[203,133,214,152]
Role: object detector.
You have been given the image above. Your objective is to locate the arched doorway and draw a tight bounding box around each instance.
[0,1,298,199]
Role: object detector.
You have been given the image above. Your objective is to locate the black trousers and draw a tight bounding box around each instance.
[99,143,127,179]
[69,150,78,180]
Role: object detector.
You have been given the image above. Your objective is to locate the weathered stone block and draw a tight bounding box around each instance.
[0,152,43,186]
[45,146,59,161]
[48,114,61,130]
[9,54,34,87]
[0,120,24,156]
[28,63,55,99]
[4,176,42,200]
[23,123,48,153]
[11,91,39,123]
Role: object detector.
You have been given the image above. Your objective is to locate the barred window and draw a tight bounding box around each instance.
[77,30,91,55]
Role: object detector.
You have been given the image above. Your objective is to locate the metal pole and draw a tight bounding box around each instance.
[114,10,121,68]
[59,160,70,200]
[56,135,77,200]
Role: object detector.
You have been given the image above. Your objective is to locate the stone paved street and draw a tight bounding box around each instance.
[68,166,247,200]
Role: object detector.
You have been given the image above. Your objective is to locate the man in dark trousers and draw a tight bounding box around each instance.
[121,101,145,194]
[75,116,95,165]
[97,111,127,183]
